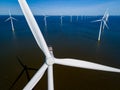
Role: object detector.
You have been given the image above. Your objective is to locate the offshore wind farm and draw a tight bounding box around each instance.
[1,13,120,90]
[0,0,120,90]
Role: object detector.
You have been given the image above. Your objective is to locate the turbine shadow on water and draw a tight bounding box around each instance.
[9,56,38,90]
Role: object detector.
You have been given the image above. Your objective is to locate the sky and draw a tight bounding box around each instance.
[0,0,120,15]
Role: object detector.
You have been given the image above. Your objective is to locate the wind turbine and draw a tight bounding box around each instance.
[60,16,63,25]
[43,14,51,29]
[76,16,79,22]
[70,15,72,22]
[5,10,17,32]
[92,9,109,42]
[18,0,120,90]
[60,15,65,25]
[44,15,47,27]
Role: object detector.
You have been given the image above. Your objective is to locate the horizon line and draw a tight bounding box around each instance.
[0,14,120,16]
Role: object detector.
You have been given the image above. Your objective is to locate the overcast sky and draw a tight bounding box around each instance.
[0,0,120,15]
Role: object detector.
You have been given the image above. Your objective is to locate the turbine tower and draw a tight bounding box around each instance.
[60,15,65,25]
[5,10,17,32]
[70,15,72,22]
[43,14,51,29]
[18,1,120,90]
[92,9,109,42]
[44,15,47,27]
[60,16,63,25]
[77,16,79,22]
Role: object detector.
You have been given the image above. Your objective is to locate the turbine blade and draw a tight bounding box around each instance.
[102,8,109,20]
[18,0,51,58]
[103,11,107,19]
[55,58,120,73]
[91,19,102,23]
[105,8,109,16]
[9,10,12,17]
[104,21,109,29]
[105,13,109,22]
[11,17,17,21]
[48,65,54,90]
[5,17,11,22]
[23,63,48,90]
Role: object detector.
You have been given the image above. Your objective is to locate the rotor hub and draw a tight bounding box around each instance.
[46,57,55,66]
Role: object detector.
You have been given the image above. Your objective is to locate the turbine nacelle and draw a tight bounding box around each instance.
[46,47,55,66]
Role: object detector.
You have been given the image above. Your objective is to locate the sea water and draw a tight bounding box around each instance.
[0,15,120,90]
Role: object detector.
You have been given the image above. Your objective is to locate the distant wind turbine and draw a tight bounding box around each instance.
[60,15,65,25]
[92,9,109,42]
[5,10,17,32]
[70,15,72,22]
[60,16,63,25]
[77,16,79,22]
[44,15,47,27]
[43,14,51,29]
[18,1,120,90]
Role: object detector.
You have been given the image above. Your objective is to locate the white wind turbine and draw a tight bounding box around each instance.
[60,15,65,25]
[43,14,51,29]
[44,15,47,27]
[77,16,79,22]
[18,0,120,90]
[60,16,63,25]
[92,9,109,42]
[5,10,17,32]
[70,15,72,22]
